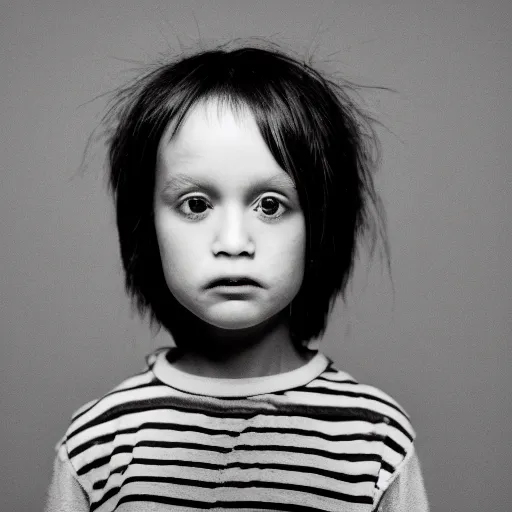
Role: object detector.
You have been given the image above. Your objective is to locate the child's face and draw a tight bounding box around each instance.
[154,100,306,332]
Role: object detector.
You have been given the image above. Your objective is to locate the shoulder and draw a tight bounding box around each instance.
[313,359,418,495]
[318,359,415,427]
[55,349,168,494]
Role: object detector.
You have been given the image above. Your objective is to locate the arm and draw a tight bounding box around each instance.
[376,451,429,512]
[44,444,89,512]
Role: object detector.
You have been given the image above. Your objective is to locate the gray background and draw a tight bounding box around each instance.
[1,1,510,511]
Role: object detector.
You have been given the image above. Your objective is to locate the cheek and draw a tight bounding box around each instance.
[268,222,306,277]
[284,235,306,271]
[285,216,306,258]
[155,220,213,295]
[155,219,192,276]
[289,221,307,282]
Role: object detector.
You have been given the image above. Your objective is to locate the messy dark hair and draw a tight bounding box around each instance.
[103,39,392,352]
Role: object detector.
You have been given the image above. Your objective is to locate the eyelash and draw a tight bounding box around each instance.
[177,195,288,222]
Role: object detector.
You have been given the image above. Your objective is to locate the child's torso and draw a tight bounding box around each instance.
[61,349,414,511]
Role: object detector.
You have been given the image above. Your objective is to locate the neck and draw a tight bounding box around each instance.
[168,310,314,379]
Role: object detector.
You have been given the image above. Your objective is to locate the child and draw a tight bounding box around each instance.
[45,41,429,511]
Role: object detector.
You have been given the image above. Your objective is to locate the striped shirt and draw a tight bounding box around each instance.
[45,347,428,511]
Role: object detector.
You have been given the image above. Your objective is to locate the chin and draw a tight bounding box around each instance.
[203,306,288,332]
[204,313,267,331]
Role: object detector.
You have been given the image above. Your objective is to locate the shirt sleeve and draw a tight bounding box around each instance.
[44,443,89,512]
[375,450,429,512]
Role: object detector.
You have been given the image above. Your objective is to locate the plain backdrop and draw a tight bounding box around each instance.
[1,1,510,511]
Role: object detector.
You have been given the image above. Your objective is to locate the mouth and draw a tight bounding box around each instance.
[206,277,261,289]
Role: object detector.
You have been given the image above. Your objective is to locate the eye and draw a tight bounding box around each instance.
[255,196,287,220]
[178,196,210,219]
[177,195,288,221]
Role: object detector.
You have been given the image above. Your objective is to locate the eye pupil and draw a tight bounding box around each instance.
[188,198,206,213]
[183,197,283,219]
[261,197,279,215]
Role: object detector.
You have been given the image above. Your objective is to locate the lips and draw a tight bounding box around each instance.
[207,277,261,289]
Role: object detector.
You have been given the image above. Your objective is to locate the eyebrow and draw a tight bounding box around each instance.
[161,172,297,195]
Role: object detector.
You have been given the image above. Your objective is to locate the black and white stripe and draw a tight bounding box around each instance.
[58,349,416,512]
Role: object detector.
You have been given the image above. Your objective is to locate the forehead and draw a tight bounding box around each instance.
[157,100,292,183]
[170,99,254,143]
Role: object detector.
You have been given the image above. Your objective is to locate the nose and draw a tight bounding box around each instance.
[212,205,255,257]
